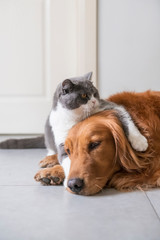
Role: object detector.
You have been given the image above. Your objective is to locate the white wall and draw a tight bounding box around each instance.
[98,0,160,98]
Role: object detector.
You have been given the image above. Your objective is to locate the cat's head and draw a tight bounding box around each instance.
[53,72,100,112]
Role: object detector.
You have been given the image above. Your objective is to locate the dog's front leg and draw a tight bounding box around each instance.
[39,154,59,168]
[34,165,65,185]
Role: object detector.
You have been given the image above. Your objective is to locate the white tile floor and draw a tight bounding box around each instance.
[0,148,160,240]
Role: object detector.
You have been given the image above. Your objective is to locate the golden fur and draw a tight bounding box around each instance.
[64,90,160,195]
[35,90,160,195]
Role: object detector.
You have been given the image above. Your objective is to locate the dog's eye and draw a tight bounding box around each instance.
[66,149,70,155]
[88,141,101,151]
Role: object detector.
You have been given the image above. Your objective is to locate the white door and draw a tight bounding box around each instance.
[0,0,77,134]
[0,0,97,134]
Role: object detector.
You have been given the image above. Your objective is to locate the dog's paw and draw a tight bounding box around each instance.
[129,134,148,152]
[34,165,65,185]
[39,154,58,168]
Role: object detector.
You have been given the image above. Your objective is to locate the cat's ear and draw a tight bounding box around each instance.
[62,79,74,94]
[83,72,93,81]
[69,72,93,81]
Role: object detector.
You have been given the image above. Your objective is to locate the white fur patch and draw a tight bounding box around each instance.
[82,96,100,116]
[47,149,55,156]
[128,121,148,152]
[61,156,71,188]
[49,98,99,147]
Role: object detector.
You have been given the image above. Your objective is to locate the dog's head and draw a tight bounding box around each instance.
[65,111,142,195]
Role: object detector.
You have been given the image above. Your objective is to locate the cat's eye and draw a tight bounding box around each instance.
[63,89,69,95]
[81,94,87,99]
[88,141,101,151]
[66,149,70,155]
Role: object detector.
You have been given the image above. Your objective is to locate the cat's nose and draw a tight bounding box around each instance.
[92,100,96,104]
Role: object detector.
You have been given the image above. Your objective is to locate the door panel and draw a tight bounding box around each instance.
[0,0,77,133]
[0,0,44,96]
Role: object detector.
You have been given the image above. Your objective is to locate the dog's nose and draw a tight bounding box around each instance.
[68,178,84,193]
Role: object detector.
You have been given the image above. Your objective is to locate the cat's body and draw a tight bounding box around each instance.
[44,72,101,160]
[44,72,148,169]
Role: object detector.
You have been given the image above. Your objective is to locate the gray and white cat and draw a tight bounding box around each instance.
[44,72,148,185]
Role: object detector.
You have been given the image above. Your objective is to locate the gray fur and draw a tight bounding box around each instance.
[52,72,99,110]
[59,79,99,110]
[0,136,45,149]
[44,116,56,152]
[99,99,129,135]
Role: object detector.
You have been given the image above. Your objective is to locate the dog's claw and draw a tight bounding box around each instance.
[41,177,51,185]
[51,176,60,183]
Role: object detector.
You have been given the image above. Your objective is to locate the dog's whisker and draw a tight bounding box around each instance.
[95,177,105,180]
[95,184,103,191]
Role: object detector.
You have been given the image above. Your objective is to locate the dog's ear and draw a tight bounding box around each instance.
[104,113,144,172]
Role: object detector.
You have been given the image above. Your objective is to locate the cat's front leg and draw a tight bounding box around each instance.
[114,105,148,152]
[99,100,148,152]
[126,120,148,152]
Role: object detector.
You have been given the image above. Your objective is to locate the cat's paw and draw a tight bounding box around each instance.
[34,165,65,185]
[39,154,58,168]
[129,134,148,152]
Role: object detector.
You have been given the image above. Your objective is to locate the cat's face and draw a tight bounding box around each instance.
[58,78,100,110]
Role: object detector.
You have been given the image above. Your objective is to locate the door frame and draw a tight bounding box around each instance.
[76,0,98,86]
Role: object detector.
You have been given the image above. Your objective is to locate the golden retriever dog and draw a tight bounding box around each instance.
[35,91,160,195]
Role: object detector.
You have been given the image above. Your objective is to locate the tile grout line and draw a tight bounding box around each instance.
[145,192,160,223]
